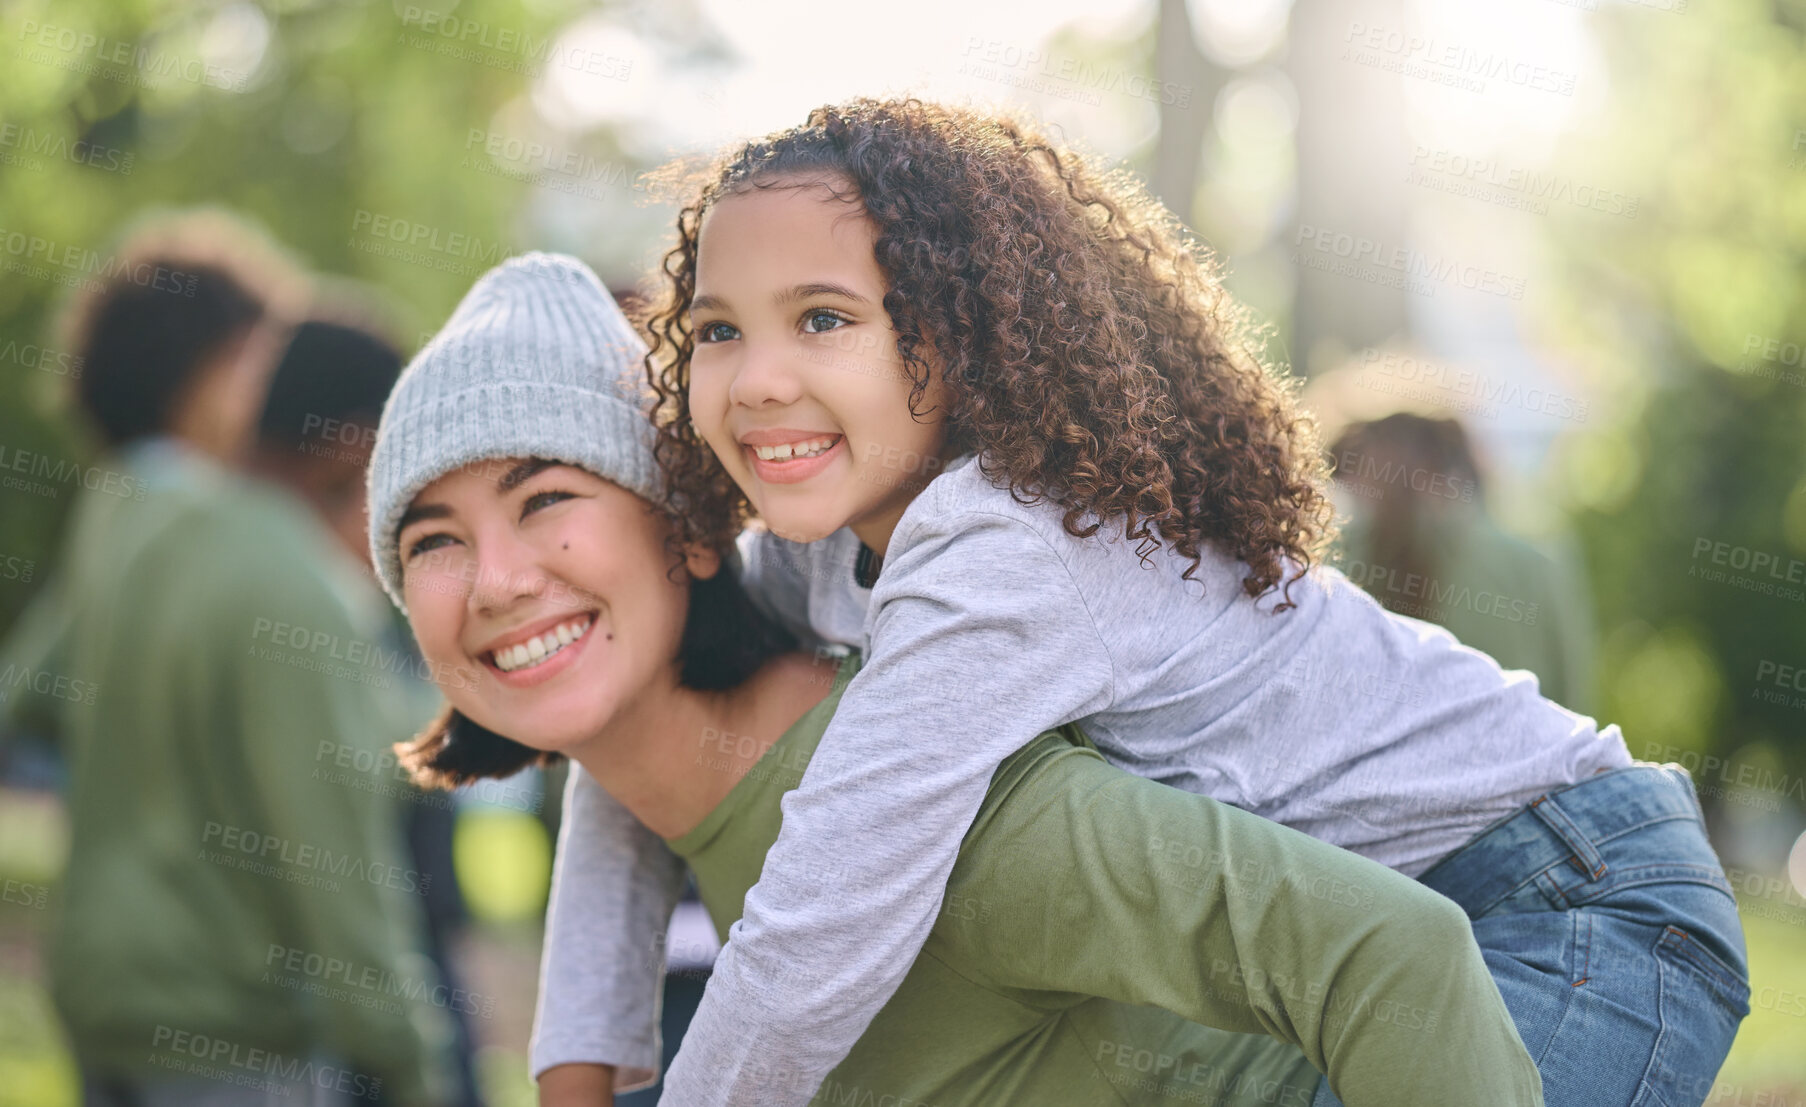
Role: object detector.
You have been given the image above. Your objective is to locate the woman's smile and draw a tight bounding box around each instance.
[482,610,600,682]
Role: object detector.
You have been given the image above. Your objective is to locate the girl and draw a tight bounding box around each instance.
[544,99,1748,1107]
[363,252,1542,1107]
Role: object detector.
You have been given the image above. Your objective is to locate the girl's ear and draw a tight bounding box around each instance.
[683,542,723,582]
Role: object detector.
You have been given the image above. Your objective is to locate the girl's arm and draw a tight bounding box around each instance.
[537,1063,615,1107]
[530,764,687,1094]
[949,732,1543,1107]
[659,511,1116,1107]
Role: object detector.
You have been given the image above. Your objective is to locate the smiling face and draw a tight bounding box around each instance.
[397,458,717,753]
[687,176,951,553]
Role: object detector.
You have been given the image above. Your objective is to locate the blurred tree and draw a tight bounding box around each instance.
[1151,0,1215,224]
[0,0,640,639]
[1542,0,1806,800]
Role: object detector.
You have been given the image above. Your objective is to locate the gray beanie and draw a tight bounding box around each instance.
[367,252,661,613]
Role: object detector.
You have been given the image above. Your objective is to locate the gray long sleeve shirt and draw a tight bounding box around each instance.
[530,451,1629,1102]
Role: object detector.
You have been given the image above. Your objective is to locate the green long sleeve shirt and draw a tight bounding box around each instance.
[1332,505,1597,714]
[0,439,455,1104]
[666,652,1543,1107]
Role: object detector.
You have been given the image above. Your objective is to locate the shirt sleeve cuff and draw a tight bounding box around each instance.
[529,1031,661,1093]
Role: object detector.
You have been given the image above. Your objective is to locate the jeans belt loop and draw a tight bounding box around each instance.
[1528,793,1608,881]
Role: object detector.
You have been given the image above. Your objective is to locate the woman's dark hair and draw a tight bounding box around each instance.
[394,552,799,789]
[256,317,404,450]
[643,97,1335,608]
[1329,412,1484,620]
[62,209,301,446]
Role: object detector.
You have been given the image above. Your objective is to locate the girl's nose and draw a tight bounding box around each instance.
[726,340,805,409]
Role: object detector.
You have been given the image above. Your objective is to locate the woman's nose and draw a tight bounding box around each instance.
[468,532,548,613]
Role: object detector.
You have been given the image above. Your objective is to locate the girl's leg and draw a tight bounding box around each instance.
[1317,763,1749,1107]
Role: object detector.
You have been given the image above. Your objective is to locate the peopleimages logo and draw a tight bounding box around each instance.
[200,821,432,895]
[1334,448,1476,502]
[1293,225,1527,300]
[0,338,83,379]
[15,21,251,92]
[1341,23,1579,97]
[1687,537,1806,603]
[348,209,518,275]
[0,662,98,706]
[0,443,146,501]
[0,122,135,175]
[249,616,480,692]
[0,228,198,296]
[1354,347,1590,423]
[264,943,497,1019]
[1406,145,1639,219]
[396,7,633,80]
[1334,557,1541,625]
[958,37,1193,108]
[149,1025,381,1100]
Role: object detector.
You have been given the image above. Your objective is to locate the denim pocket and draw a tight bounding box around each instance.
[1633,926,1750,1107]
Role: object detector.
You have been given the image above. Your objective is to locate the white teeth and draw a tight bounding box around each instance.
[752,436,837,462]
[492,617,593,673]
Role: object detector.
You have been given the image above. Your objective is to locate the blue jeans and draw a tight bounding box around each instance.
[1315,763,1749,1107]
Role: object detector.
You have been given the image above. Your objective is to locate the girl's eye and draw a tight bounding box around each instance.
[405,533,455,561]
[522,490,575,516]
[803,310,848,335]
[696,321,738,343]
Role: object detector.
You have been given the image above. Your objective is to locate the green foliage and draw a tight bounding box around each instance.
[1545,0,1806,780]
[0,0,619,636]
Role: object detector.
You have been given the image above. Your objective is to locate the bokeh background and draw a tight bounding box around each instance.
[2,0,1804,1103]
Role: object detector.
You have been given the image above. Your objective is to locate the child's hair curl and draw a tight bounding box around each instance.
[643,97,1335,606]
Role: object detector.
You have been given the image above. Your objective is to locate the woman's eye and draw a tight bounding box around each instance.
[803,310,847,334]
[405,533,455,560]
[696,321,738,343]
[522,490,574,516]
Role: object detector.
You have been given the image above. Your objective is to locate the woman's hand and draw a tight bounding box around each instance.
[537,1063,616,1107]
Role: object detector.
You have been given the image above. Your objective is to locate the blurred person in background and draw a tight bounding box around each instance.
[248,313,487,1107]
[1327,411,1598,713]
[0,210,458,1107]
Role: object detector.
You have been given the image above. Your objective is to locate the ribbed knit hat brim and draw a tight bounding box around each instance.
[366,253,659,612]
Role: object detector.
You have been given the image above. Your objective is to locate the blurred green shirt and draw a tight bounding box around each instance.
[667,652,1543,1107]
[1334,503,1597,714]
[0,438,455,1105]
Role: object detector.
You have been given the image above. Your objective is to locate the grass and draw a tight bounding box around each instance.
[1712,898,1806,1103]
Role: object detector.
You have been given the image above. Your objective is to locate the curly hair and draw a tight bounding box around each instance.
[643,97,1335,606]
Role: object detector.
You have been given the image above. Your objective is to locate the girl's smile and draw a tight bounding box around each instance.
[688,177,951,554]
[739,429,847,484]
